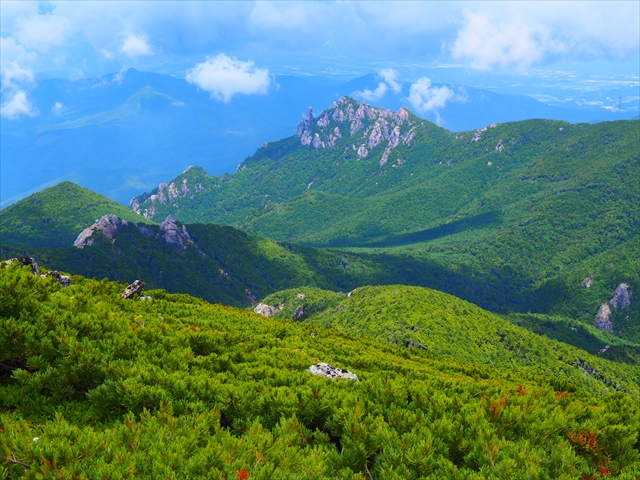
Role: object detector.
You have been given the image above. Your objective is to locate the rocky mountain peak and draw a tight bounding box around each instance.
[295,97,419,162]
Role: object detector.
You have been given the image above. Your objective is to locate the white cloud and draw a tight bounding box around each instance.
[51,101,65,115]
[1,90,38,119]
[186,54,271,102]
[378,68,401,93]
[406,77,454,124]
[0,37,38,72]
[353,68,402,102]
[120,33,152,58]
[1,62,36,91]
[354,82,388,103]
[450,4,640,70]
[14,14,70,53]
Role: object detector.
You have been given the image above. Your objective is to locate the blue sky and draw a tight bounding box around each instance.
[1,1,639,118]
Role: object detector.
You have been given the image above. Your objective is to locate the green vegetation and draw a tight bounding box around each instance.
[2,263,640,478]
[130,102,639,342]
[261,285,640,387]
[0,182,153,248]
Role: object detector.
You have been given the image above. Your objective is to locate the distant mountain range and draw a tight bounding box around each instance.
[2,68,636,207]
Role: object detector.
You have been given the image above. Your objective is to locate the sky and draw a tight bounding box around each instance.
[1,0,639,119]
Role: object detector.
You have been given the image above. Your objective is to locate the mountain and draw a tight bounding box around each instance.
[0,181,152,248]
[130,98,639,340]
[3,69,635,207]
[2,263,640,477]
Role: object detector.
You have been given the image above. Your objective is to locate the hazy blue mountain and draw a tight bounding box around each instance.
[2,69,634,207]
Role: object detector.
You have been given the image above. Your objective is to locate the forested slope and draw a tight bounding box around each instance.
[2,263,639,478]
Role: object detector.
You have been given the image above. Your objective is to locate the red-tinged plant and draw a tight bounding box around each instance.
[599,466,610,477]
[516,385,526,396]
[237,468,250,480]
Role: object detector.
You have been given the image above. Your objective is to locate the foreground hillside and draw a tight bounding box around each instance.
[259,285,640,382]
[2,263,639,478]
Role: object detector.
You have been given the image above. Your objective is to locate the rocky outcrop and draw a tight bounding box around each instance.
[293,306,304,320]
[582,273,593,288]
[594,283,633,333]
[131,177,204,220]
[595,303,613,333]
[158,215,192,249]
[4,256,70,287]
[495,140,504,152]
[295,97,418,167]
[253,303,281,317]
[296,107,314,136]
[611,283,632,310]
[43,270,71,287]
[122,280,145,299]
[5,256,40,275]
[74,215,127,248]
[308,363,358,381]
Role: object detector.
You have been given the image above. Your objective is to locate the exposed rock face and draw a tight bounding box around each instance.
[495,140,504,152]
[582,273,594,288]
[594,303,613,333]
[253,303,281,317]
[296,107,314,136]
[74,214,128,248]
[357,144,369,158]
[611,283,632,310]
[130,177,204,219]
[158,215,192,249]
[3,257,70,287]
[594,282,633,332]
[295,97,418,166]
[122,280,145,299]
[293,306,304,320]
[308,363,358,381]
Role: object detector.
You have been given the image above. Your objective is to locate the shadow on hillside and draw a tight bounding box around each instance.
[325,211,501,248]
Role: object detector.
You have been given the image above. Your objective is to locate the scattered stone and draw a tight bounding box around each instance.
[598,345,611,354]
[74,214,128,248]
[296,293,306,300]
[139,296,153,301]
[3,257,71,287]
[582,273,593,288]
[310,332,317,337]
[294,306,304,320]
[610,283,632,310]
[43,271,71,287]
[308,363,358,381]
[253,303,281,317]
[594,303,613,333]
[122,280,145,299]
[495,140,504,152]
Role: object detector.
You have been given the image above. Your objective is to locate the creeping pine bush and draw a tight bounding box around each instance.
[1,264,640,478]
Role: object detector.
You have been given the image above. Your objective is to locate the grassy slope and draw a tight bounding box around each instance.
[0,181,153,248]
[1,264,639,478]
[261,285,640,382]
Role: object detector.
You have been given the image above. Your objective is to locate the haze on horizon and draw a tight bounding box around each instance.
[1,0,639,120]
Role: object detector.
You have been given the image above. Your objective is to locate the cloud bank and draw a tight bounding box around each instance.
[186,54,271,102]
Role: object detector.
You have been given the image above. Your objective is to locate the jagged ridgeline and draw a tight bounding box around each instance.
[2,264,640,478]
